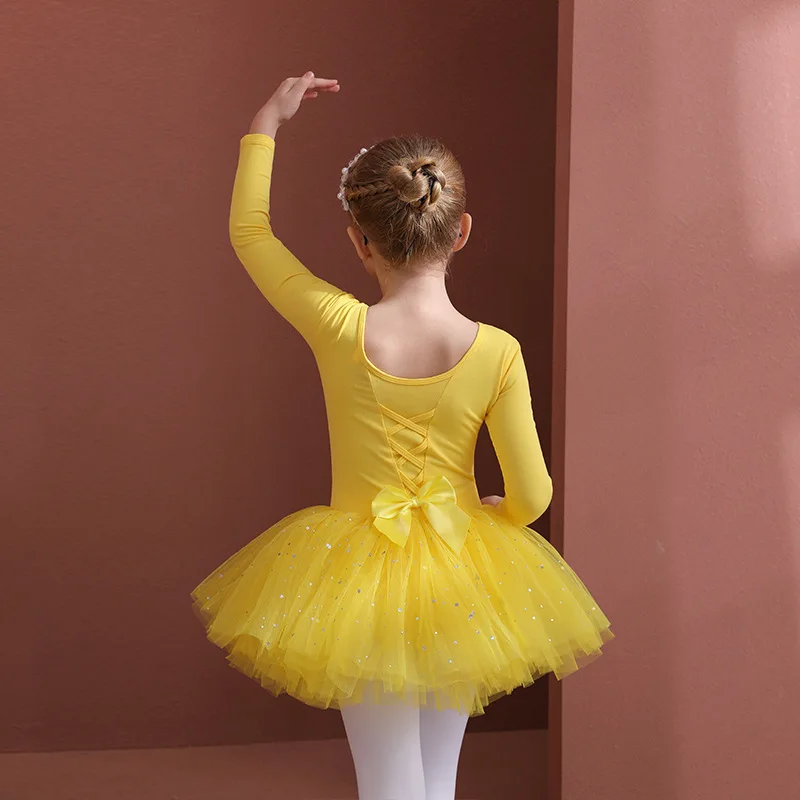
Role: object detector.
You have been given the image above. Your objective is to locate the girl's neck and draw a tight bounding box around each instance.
[376,263,452,311]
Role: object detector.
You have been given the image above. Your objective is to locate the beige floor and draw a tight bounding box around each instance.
[1,730,546,800]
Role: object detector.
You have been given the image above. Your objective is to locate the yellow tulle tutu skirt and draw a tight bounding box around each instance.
[190,505,613,716]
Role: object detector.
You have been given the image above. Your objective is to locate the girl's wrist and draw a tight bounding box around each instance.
[249,110,280,139]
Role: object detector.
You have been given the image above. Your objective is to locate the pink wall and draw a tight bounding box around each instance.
[562,1,800,797]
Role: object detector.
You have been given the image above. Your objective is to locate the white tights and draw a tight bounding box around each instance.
[341,692,470,800]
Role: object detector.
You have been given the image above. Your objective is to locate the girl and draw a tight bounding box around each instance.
[191,72,613,800]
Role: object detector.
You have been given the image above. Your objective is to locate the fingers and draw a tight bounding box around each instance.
[277,72,339,114]
[287,71,317,101]
[284,74,339,92]
[311,77,339,88]
[303,85,338,97]
[279,76,305,95]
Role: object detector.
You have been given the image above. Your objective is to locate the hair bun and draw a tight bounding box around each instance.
[339,135,466,267]
[387,160,446,211]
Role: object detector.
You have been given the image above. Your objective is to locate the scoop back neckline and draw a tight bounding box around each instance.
[357,303,483,385]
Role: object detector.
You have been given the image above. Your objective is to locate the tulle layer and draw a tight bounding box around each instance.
[190,505,613,716]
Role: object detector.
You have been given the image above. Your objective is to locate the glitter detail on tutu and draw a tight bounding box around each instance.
[191,503,613,715]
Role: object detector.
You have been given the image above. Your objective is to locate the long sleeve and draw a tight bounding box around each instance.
[229,133,356,347]
[485,343,553,526]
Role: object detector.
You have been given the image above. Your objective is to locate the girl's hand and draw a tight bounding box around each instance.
[481,495,504,507]
[249,72,340,138]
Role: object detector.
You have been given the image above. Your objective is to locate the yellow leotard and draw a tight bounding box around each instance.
[191,134,612,715]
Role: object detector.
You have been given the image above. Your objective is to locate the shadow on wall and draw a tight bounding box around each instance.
[564,1,800,798]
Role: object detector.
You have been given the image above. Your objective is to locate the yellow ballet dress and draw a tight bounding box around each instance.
[190,133,613,716]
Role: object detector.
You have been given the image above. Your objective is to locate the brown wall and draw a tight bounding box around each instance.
[561,1,800,797]
[2,1,558,751]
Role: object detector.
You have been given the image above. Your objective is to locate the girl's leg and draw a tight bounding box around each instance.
[341,692,426,800]
[419,700,469,800]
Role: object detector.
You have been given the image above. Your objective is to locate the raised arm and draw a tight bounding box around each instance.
[230,73,353,346]
[484,344,553,526]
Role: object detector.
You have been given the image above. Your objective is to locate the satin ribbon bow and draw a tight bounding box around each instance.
[371,475,471,554]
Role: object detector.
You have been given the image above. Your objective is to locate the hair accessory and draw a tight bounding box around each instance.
[337,147,369,212]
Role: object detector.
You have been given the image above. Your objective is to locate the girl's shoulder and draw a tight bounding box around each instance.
[476,321,523,357]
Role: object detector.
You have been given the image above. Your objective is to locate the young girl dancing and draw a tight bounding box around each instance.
[191,71,613,800]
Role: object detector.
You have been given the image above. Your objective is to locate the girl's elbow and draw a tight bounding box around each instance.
[229,219,247,253]
[508,479,553,526]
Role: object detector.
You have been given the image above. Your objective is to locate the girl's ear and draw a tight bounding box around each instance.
[452,213,473,253]
[347,225,371,262]
[347,225,377,277]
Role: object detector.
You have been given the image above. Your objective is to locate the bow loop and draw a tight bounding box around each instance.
[371,476,471,553]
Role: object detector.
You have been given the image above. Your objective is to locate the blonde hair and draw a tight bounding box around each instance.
[341,136,466,268]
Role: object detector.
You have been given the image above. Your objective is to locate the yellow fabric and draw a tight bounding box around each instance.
[190,134,613,715]
[371,475,471,553]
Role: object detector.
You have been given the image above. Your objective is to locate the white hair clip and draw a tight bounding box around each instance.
[337,147,369,212]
